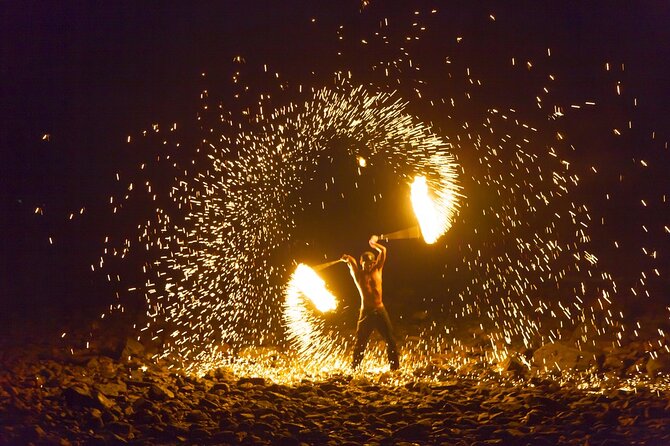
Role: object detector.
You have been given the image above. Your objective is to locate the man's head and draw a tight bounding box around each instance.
[360,251,376,271]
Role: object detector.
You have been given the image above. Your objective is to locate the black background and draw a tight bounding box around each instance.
[2,1,669,323]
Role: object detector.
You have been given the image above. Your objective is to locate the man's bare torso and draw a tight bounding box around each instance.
[355,268,383,309]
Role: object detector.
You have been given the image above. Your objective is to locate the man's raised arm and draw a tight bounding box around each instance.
[369,235,387,268]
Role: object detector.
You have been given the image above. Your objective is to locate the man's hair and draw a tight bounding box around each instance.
[360,251,375,264]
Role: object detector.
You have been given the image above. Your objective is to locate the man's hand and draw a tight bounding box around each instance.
[368,235,386,267]
[369,235,384,250]
[341,254,357,271]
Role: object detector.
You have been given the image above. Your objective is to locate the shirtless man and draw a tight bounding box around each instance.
[341,235,400,371]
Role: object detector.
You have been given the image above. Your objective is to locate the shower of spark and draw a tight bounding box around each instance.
[98,83,461,375]
[85,3,668,384]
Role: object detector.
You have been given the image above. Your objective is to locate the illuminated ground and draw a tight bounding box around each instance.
[2,314,670,445]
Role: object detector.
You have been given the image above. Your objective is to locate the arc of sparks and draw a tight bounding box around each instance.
[283,263,346,366]
[126,85,462,375]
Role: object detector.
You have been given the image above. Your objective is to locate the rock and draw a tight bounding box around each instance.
[237,377,266,386]
[198,396,219,409]
[86,356,102,370]
[189,425,212,439]
[38,366,56,382]
[108,421,132,437]
[63,385,97,407]
[209,364,233,379]
[218,415,237,430]
[87,408,105,429]
[95,381,127,397]
[404,381,432,394]
[126,377,152,388]
[499,356,528,376]
[248,421,274,434]
[605,358,630,377]
[238,412,255,421]
[166,422,189,436]
[528,395,564,411]
[121,337,146,359]
[149,383,175,400]
[9,314,670,446]
[133,407,163,424]
[393,420,431,439]
[209,382,230,393]
[89,335,126,359]
[185,410,209,423]
[160,408,178,424]
[646,353,670,377]
[318,382,340,393]
[132,396,151,411]
[96,391,115,410]
[284,422,308,434]
[29,425,47,441]
[532,342,601,372]
[212,431,238,443]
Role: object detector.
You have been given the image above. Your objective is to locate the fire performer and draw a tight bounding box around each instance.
[341,235,400,371]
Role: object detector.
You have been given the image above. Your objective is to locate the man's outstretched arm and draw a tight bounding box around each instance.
[369,235,387,268]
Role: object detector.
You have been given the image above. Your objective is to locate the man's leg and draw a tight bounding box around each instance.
[375,307,400,370]
[352,309,374,370]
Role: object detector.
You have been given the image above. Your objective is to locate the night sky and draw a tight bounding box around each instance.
[2,1,669,322]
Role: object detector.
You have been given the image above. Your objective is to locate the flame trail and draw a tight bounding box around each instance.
[283,264,346,367]
[287,264,337,313]
[411,176,441,244]
[410,157,461,244]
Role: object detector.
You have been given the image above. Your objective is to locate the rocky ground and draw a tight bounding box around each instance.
[2,336,670,446]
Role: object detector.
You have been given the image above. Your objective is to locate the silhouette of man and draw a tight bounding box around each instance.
[341,235,400,371]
